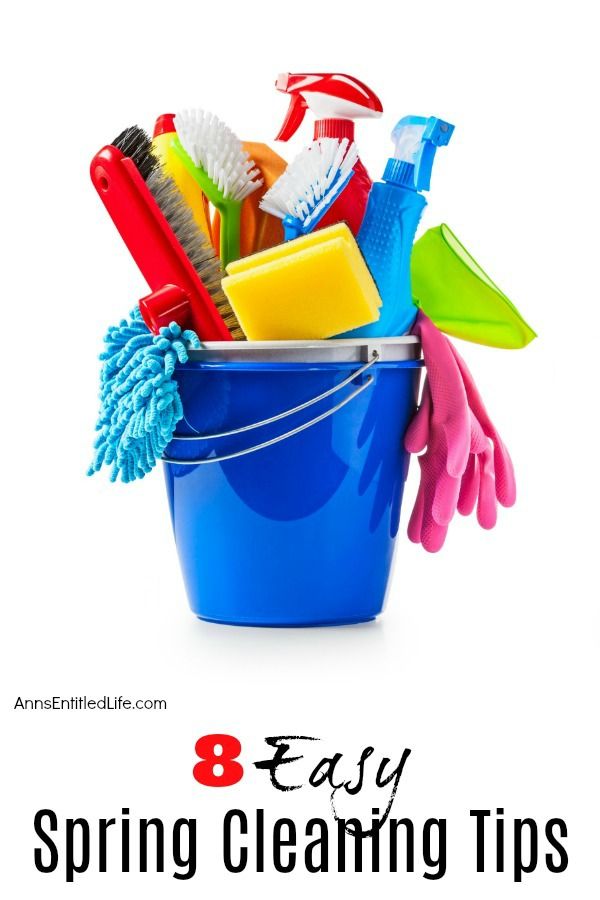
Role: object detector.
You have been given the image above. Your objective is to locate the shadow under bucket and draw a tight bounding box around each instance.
[163,338,422,627]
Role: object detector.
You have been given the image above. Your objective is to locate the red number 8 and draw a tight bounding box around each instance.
[193,734,243,787]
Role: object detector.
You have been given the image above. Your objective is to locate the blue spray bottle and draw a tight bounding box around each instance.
[343,115,454,338]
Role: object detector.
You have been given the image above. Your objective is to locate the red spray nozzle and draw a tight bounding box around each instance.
[275,72,383,141]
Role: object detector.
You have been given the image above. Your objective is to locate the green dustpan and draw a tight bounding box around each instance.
[411,223,536,349]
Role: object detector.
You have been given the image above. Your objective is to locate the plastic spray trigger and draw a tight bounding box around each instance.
[274,72,383,141]
[390,116,455,192]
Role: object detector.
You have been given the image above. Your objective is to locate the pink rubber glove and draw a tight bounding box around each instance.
[405,312,516,552]
[405,380,457,551]
[449,344,517,510]
[457,409,499,529]
[405,313,470,551]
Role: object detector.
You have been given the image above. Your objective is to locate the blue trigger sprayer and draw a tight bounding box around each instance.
[344,115,454,338]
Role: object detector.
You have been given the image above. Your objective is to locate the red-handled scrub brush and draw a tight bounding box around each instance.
[90,125,243,340]
[88,126,243,483]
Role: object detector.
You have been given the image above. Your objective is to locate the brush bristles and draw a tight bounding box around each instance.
[112,125,158,182]
[175,109,263,202]
[111,123,244,339]
[146,170,245,339]
[260,138,358,227]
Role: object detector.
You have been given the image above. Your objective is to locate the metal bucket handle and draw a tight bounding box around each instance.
[162,351,379,466]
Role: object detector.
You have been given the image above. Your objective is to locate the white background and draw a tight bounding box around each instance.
[1,0,598,895]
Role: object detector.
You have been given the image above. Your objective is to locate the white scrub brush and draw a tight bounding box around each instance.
[259,137,358,240]
[173,109,263,267]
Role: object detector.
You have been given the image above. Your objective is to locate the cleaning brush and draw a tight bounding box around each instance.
[91,125,244,340]
[88,126,244,483]
[259,137,359,240]
[173,110,263,267]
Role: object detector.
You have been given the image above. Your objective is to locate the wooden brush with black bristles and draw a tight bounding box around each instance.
[90,125,245,340]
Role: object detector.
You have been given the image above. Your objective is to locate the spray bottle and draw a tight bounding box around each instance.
[274,72,382,234]
[345,115,455,338]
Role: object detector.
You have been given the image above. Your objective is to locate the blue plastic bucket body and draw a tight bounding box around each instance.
[164,349,422,627]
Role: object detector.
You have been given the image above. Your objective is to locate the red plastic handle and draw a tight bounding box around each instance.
[274,72,383,141]
[275,93,308,141]
[90,145,232,340]
[138,284,191,333]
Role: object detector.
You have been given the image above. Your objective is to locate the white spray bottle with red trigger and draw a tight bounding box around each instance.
[274,73,383,234]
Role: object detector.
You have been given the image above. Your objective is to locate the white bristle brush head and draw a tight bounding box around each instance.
[175,109,263,202]
[260,138,358,227]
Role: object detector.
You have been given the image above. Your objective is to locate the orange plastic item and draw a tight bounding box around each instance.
[212,141,287,258]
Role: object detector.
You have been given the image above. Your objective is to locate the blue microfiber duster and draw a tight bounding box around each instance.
[88,308,200,482]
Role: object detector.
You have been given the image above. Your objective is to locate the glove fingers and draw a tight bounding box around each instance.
[432,470,461,526]
[421,511,449,553]
[404,379,432,454]
[422,525,449,553]
[458,453,479,516]
[469,410,488,455]
[440,339,471,477]
[407,474,426,544]
[407,455,450,551]
[447,339,516,510]
[439,335,471,477]
[494,440,517,507]
[443,418,471,479]
[477,445,498,529]
[421,455,453,550]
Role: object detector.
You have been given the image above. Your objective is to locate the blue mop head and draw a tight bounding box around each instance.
[88,308,201,483]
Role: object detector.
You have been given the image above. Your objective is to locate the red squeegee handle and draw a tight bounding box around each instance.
[90,145,232,341]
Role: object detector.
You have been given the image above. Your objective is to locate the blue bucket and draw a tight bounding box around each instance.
[163,338,422,627]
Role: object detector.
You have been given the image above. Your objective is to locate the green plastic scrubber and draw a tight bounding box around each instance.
[411,224,537,349]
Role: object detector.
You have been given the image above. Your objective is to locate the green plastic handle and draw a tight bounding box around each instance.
[410,224,537,349]
[172,139,241,269]
[218,199,241,271]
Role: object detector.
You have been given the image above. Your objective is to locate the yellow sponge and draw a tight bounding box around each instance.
[226,222,350,274]
[221,225,382,341]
